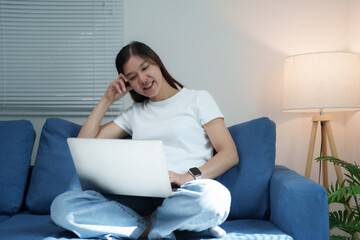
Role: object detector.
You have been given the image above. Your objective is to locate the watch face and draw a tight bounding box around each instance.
[190,167,201,176]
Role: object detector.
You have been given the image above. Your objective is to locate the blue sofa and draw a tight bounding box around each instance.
[0,117,329,240]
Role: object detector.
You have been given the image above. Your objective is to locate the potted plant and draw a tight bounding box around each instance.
[316,156,360,240]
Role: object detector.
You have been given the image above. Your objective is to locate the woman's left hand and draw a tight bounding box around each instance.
[168,171,194,188]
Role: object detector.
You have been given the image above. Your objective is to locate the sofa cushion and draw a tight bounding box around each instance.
[0,212,77,240]
[0,120,35,214]
[26,118,82,214]
[0,215,10,223]
[217,219,293,240]
[216,117,276,220]
[0,213,292,240]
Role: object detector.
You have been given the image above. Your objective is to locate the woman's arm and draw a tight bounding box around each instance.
[199,118,239,178]
[78,74,132,139]
[169,118,239,186]
[77,98,128,139]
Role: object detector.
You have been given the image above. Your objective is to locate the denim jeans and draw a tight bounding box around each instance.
[50,179,231,239]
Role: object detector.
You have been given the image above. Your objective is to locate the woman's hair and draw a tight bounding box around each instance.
[115,41,184,102]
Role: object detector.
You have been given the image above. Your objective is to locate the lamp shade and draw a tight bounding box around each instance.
[282,52,360,112]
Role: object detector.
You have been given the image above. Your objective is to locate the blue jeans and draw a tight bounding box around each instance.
[50,179,231,239]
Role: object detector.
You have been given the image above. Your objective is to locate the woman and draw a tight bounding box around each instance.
[51,41,239,239]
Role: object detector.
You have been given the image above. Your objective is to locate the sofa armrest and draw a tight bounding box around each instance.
[270,165,329,240]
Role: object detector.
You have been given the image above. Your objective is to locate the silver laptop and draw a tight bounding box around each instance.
[67,138,173,198]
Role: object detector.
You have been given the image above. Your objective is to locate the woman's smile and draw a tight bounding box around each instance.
[144,81,154,91]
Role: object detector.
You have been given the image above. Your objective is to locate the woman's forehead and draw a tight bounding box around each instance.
[123,56,146,72]
[124,55,156,74]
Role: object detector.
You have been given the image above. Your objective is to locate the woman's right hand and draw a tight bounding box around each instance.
[103,73,133,104]
[78,73,131,139]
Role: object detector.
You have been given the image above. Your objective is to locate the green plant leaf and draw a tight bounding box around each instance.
[317,156,360,237]
[345,173,360,186]
[329,210,360,235]
[316,157,360,183]
[329,186,360,200]
[327,182,352,205]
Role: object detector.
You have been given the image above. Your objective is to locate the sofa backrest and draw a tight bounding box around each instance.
[25,118,82,214]
[0,120,35,215]
[216,117,276,220]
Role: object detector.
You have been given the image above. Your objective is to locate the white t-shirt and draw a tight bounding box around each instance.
[113,88,224,174]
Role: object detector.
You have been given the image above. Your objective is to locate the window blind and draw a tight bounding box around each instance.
[0,0,124,116]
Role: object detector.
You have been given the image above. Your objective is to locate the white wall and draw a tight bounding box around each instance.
[2,0,359,185]
[346,0,360,167]
[123,0,356,185]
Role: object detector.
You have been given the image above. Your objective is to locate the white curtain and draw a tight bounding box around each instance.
[0,0,124,116]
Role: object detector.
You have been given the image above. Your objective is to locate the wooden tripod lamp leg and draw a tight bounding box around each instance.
[321,122,329,189]
[305,121,318,178]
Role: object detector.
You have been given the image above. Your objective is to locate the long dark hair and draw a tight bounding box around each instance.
[115,41,184,102]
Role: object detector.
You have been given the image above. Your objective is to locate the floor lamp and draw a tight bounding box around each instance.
[282,52,360,188]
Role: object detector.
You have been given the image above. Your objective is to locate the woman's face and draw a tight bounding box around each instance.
[123,55,165,101]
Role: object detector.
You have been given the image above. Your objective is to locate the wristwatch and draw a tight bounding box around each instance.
[188,167,202,180]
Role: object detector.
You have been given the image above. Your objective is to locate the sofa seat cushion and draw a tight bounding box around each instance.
[178,219,293,239]
[0,213,292,240]
[26,118,82,214]
[216,117,276,220]
[217,219,293,240]
[0,215,10,224]
[0,120,35,215]
[0,212,77,240]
